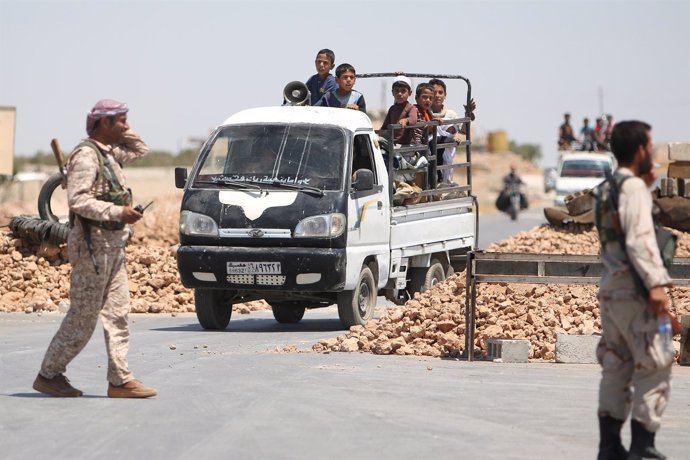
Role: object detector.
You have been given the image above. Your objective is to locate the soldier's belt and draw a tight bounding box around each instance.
[83,218,125,231]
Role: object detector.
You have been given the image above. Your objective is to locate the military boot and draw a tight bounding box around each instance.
[597,415,627,460]
[33,373,83,397]
[628,419,666,460]
[107,379,157,398]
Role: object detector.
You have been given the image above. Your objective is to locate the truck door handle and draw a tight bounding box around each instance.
[377,201,383,210]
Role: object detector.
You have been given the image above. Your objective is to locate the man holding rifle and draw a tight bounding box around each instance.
[593,120,679,460]
[33,99,156,398]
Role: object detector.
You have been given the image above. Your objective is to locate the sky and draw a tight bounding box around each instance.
[1,0,689,167]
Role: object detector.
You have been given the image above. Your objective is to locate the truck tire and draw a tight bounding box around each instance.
[38,173,65,222]
[270,302,306,324]
[194,289,233,330]
[337,265,376,328]
[409,259,445,294]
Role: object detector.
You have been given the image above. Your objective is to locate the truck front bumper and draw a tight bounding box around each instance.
[177,246,347,291]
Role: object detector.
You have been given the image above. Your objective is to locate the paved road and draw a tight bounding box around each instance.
[477,206,546,249]
[5,206,689,459]
[2,311,689,460]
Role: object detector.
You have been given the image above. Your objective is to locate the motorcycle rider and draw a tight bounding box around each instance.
[496,165,528,212]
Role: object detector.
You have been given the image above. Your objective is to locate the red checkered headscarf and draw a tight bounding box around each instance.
[86,99,128,135]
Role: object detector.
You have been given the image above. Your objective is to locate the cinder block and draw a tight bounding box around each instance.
[668,142,690,161]
[555,334,600,364]
[680,315,690,366]
[486,339,529,363]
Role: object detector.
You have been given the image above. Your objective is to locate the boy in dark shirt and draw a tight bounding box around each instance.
[379,75,418,145]
[316,63,366,113]
[305,49,337,106]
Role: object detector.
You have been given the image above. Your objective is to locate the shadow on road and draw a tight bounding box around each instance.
[149,316,345,334]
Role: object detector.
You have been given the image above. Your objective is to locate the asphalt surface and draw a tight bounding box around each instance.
[3,207,689,459]
[2,311,690,460]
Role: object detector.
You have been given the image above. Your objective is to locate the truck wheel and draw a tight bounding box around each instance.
[270,303,306,324]
[194,289,233,330]
[409,259,445,294]
[38,173,65,222]
[337,265,376,328]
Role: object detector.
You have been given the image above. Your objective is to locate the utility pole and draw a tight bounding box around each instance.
[598,86,604,117]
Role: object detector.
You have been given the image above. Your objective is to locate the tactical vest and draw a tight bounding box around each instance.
[594,171,676,277]
[73,140,132,231]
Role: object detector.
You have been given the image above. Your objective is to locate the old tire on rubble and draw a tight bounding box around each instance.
[195,289,233,330]
[337,265,376,328]
[409,259,445,294]
[9,215,69,245]
[37,173,65,223]
[270,302,306,324]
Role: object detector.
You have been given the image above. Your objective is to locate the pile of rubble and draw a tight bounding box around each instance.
[311,225,690,360]
[0,200,269,315]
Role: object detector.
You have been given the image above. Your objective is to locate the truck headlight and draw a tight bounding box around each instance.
[294,213,346,238]
[180,210,219,236]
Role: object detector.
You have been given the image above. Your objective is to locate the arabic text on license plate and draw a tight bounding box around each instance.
[227,262,281,275]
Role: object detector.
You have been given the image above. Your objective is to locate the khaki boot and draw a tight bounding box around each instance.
[33,373,83,397]
[107,379,157,398]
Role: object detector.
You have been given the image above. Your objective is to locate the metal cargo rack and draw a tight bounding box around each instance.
[358,73,474,206]
[463,251,690,361]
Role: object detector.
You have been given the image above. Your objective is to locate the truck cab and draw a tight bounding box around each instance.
[175,75,476,330]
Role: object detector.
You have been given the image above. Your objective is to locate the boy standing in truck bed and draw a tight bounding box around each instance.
[379,75,417,145]
[316,63,366,113]
[305,49,337,106]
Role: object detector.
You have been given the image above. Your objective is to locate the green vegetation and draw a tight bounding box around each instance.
[509,140,542,164]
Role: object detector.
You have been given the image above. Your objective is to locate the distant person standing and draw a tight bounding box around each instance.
[558,112,577,150]
[603,114,615,150]
[594,117,607,151]
[33,99,157,399]
[593,120,677,460]
[580,117,595,151]
[305,48,337,106]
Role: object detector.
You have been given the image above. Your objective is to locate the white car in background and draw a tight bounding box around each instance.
[554,152,614,206]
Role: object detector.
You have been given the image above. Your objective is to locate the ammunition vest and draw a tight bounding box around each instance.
[74,140,132,231]
[594,171,676,273]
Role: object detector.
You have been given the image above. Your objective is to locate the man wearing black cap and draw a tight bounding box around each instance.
[33,99,156,399]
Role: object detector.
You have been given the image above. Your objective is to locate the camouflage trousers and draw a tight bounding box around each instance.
[39,231,133,386]
[597,290,673,432]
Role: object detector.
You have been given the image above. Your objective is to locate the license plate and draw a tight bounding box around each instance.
[227,262,281,275]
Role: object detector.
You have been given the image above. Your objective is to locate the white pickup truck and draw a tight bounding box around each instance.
[554,151,614,206]
[174,74,477,329]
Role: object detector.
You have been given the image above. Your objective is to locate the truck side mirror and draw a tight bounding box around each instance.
[175,167,188,189]
[352,169,374,191]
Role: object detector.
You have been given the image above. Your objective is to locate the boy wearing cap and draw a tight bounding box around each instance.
[32,99,156,399]
[316,63,366,112]
[305,48,337,106]
[379,75,418,146]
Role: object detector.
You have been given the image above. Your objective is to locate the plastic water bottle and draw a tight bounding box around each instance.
[657,314,673,354]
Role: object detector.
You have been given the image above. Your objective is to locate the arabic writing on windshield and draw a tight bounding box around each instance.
[196,124,345,190]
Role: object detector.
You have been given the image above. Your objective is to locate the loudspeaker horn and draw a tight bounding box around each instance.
[283,81,310,106]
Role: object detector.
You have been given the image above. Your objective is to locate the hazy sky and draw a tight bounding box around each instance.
[1,0,688,166]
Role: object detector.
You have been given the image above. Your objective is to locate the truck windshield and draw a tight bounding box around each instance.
[560,159,611,178]
[194,124,346,191]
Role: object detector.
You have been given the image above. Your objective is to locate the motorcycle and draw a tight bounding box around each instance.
[495,183,526,220]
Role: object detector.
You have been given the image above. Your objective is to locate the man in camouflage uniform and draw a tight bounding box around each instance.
[33,99,156,398]
[594,121,674,459]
